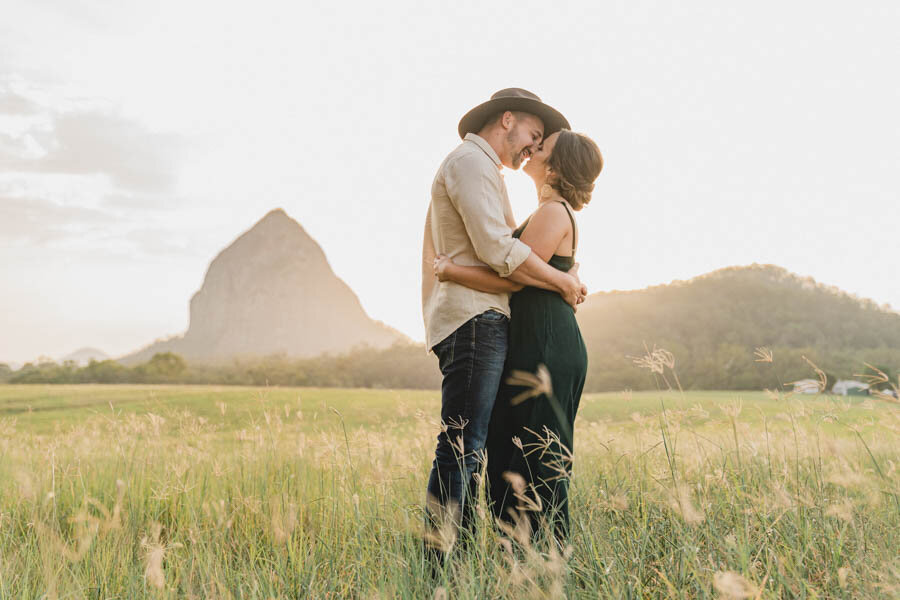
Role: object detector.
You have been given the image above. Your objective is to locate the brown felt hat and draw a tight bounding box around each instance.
[458,88,570,140]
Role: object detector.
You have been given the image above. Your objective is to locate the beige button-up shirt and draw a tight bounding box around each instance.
[422,133,532,350]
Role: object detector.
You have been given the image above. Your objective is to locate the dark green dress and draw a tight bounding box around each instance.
[486,200,588,542]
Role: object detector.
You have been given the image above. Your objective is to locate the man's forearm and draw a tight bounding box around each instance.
[506,251,568,292]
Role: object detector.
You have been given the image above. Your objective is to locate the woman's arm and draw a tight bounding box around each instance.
[506,203,584,299]
[434,255,524,293]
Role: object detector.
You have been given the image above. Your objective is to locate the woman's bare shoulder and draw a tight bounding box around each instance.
[530,200,572,227]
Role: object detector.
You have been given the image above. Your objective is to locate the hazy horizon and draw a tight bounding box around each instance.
[2,213,895,366]
[2,1,899,364]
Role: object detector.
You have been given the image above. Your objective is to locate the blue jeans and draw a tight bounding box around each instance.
[425,310,509,540]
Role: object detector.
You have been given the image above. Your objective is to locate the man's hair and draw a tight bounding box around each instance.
[478,110,534,133]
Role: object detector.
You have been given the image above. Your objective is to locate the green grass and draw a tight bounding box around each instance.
[0,384,898,598]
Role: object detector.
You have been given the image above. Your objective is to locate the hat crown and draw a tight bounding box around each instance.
[457,88,568,140]
[490,88,542,102]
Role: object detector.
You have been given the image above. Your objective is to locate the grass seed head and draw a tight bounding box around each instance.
[507,364,553,406]
[140,522,180,589]
[838,566,851,589]
[754,347,774,363]
[713,571,759,599]
[825,500,854,523]
[670,484,705,525]
[424,493,459,554]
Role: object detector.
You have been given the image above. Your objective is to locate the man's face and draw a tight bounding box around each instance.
[502,112,544,170]
[522,130,559,179]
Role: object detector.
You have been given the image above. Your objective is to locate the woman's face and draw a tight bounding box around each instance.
[523,131,560,182]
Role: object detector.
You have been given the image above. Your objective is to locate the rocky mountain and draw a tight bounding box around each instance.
[60,347,110,366]
[120,209,406,364]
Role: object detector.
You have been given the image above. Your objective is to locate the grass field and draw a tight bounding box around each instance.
[0,383,898,598]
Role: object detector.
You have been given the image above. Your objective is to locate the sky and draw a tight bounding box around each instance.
[1,0,899,365]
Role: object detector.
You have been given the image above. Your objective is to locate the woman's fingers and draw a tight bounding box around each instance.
[433,255,450,281]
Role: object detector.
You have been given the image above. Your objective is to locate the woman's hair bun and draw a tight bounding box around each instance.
[547,130,603,211]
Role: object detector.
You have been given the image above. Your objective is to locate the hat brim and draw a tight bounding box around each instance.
[458,97,570,140]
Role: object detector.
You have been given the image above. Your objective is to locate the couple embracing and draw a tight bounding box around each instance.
[421,88,603,558]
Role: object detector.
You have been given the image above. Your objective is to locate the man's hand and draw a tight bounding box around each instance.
[559,268,581,311]
[561,264,587,312]
[572,263,588,303]
[506,252,587,309]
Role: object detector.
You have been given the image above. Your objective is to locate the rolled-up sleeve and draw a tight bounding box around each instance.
[444,153,531,277]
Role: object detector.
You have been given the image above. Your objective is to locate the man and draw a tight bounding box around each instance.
[421,88,585,557]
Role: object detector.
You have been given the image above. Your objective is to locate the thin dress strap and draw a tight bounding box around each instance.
[557,200,577,255]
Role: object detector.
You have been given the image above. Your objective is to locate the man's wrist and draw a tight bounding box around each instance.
[444,262,459,281]
[549,269,569,294]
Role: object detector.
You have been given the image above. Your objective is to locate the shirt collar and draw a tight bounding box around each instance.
[464,133,503,170]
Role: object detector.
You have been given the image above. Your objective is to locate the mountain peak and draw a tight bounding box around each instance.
[247,207,306,235]
[120,208,406,364]
[258,207,291,224]
[61,347,110,365]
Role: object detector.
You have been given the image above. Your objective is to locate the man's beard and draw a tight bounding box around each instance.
[507,130,526,169]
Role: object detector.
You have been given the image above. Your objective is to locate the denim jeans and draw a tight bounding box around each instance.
[425,309,509,541]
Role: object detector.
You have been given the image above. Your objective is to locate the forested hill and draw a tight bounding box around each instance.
[575,264,900,391]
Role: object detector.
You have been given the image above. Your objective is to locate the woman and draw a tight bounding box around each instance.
[433,129,603,542]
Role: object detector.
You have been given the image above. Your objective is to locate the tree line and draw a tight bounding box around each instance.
[2,265,897,391]
[1,344,443,389]
[1,343,896,392]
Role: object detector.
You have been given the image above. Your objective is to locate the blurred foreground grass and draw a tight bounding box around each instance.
[1,384,898,598]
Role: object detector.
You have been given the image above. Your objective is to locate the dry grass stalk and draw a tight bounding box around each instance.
[502,471,543,514]
[719,399,743,420]
[507,364,553,406]
[33,479,127,564]
[432,586,448,600]
[629,344,682,392]
[142,523,166,589]
[754,347,774,363]
[423,493,459,554]
[838,566,852,589]
[763,388,781,401]
[670,484,705,525]
[599,491,629,512]
[270,496,298,544]
[825,500,855,523]
[495,508,571,600]
[519,426,573,482]
[855,363,900,404]
[141,522,182,589]
[713,571,759,598]
[786,356,827,394]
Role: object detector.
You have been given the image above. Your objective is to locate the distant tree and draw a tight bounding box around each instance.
[35,355,56,367]
[80,359,130,383]
[136,352,188,381]
[9,359,76,384]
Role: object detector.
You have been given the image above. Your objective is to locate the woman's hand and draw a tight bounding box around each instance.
[433,254,453,282]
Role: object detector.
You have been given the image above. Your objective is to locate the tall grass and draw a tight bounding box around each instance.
[0,375,898,597]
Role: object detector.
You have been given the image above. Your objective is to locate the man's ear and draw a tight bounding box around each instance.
[501,110,514,130]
